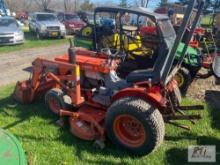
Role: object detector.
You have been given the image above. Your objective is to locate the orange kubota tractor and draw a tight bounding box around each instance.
[14,0,205,156]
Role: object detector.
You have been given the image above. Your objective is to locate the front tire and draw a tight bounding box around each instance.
[105,97,165,156]
[45,88,67,115]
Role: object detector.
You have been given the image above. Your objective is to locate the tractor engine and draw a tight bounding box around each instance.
[81,69,128,106]
[55,49,128,106]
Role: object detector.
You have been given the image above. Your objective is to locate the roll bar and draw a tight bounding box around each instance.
[153,0,205,84]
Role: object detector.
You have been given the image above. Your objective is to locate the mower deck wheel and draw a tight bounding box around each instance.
[174,67,191,94]
[105,97,165,156]
[45,88,67,115]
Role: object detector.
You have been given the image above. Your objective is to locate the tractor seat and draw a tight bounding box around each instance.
[126,69,153,83]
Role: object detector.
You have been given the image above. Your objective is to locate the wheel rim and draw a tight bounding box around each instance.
[113,114,146,148]
[82,27,92,37]
[48,96,61,114]
[174,72,184,87]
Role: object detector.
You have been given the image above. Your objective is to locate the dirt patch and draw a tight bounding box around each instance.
[0,44,68,87]
[186,69,220,104]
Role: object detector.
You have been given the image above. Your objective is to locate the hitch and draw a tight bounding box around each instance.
[167,121,191,131]
[164,114,202,131]
[164,104,204,130]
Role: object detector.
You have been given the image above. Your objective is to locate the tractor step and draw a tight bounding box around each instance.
[178,105,204,111]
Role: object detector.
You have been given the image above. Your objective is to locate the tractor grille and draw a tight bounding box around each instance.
[47,26,60,31]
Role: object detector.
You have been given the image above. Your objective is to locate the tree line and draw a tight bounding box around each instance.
[5,0,220,13]
[4,0,94,12]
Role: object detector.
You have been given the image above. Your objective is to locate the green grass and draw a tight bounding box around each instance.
[0,28,69,54]
[0,85,219,165]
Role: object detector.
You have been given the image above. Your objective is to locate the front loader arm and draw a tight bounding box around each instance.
[30,58,76,90]
[14,58,82,104]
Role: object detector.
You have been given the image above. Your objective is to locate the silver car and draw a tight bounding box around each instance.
[29,12,66,39]
[0,16,24,45]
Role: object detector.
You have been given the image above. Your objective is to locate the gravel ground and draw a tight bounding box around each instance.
[0,44,69,86]
[186,68,220,107]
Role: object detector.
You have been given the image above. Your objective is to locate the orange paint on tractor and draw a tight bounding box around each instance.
[12,1,206,156]
[60,105,106,141]
[55,53,112,74]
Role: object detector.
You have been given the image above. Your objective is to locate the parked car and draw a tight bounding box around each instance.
[77,11,101,25]
[16,11,28,20]
[57,12,86,34]
[29,12,66,39]
[0,16,24,45]
[87,13,101,25]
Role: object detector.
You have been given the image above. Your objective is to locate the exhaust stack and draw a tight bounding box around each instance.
[68,39,76,64]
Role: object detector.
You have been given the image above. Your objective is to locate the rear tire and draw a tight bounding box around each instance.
[45,88,67,115]
[174,67,191,94]
[105,97,165,156]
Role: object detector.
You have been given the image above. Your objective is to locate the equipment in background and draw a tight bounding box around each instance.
[0,129,27,165]
[74,4,213,94]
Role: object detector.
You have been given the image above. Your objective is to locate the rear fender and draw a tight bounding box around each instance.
[112,87,166,110]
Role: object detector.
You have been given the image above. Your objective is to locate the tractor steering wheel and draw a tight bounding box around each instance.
[101,48,126,61]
